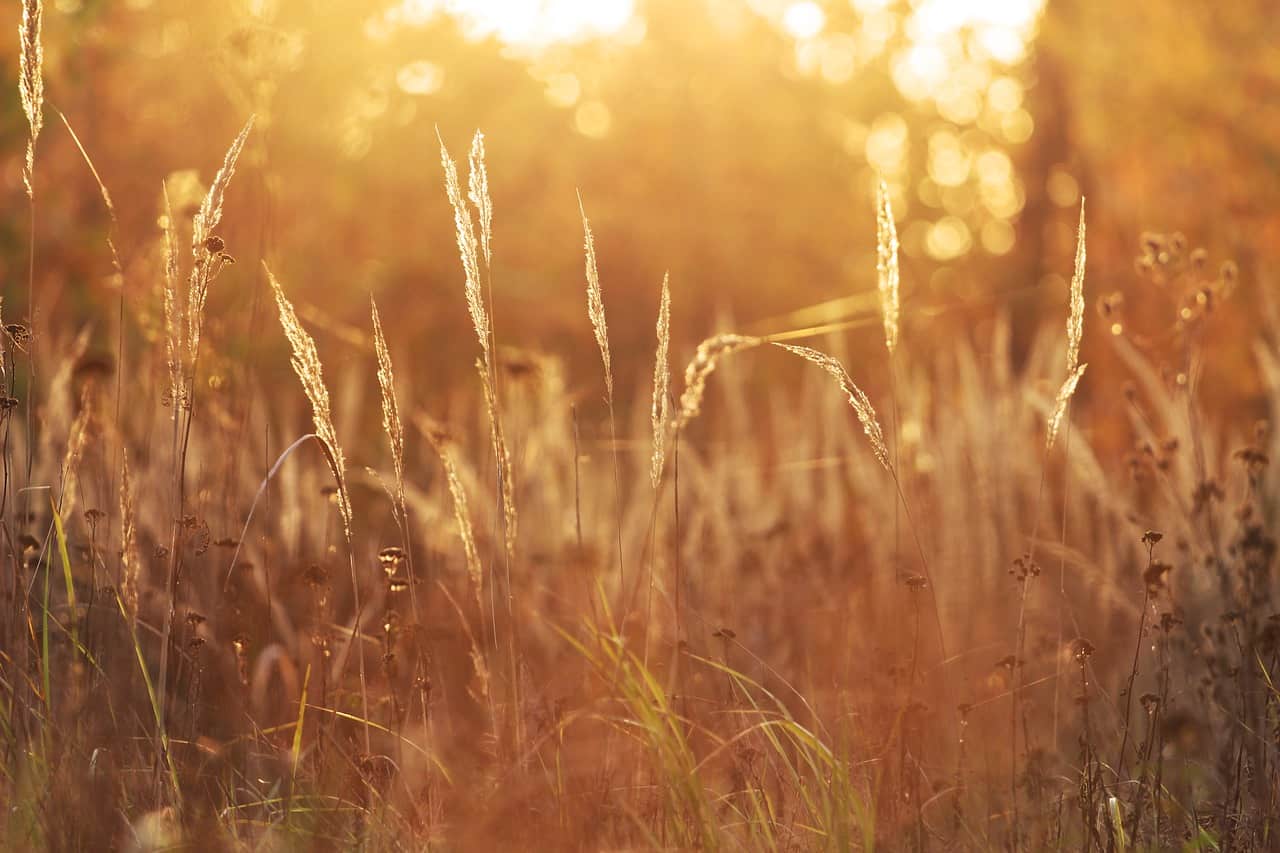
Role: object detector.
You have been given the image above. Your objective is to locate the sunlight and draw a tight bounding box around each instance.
[908,0,1046,64]
[781,2,826,40]
[398,0,634,47]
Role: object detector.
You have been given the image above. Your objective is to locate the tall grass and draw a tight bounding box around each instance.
[580,196,627,598]
[267,266,368,752]
[3,38,1276,850]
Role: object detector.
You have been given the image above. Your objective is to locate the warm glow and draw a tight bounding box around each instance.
[895,0,1045,102]
[782,1,826,40]
[397,0,634,47]
[909,0,1045,49]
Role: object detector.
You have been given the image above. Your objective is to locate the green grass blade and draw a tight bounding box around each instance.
[50,498,78,646]
[113,591,181,803]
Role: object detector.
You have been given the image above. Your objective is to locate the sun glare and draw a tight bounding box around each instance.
[908,0,1046,63]
[781,2,826,40]
[397,0,634,48]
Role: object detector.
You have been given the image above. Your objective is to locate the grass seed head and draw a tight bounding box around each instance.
[418,415,484,608]
[1067,198,1087,374]
[266,265,352,537]
[1046,362,1087,451]
[650,272,671,487]
[673,333,763,432]
[580,197,613,402]
[875,178,900,355]
[371,297,406,517]
[19,0,44,198]
[438,129,489,363]
[468,130,493,268]
[119,449,139,622]
[773,342,890,471]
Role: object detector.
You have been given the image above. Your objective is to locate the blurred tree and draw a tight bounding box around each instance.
[0,0,1274,415]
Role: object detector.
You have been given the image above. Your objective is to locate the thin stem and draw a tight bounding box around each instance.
[1116,555,1154,779]
[889,472,947,663]
[1052,416,1075,755]
[606,396,626,599]
[23,198,37,540]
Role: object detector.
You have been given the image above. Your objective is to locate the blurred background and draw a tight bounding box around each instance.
[1,0,1277,419]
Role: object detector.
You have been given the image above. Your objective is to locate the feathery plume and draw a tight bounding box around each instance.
[579,197,613,401]
[371,296,421,608]
[161,185,183,416]
[774,343,890,471]
[650,273,671,487]
[673,334,763,432]
[478,359,517,563]
[187,117,255,366]
[18,0,43,199]
[418,417,484,609]
[1067,198,1087,374]
[580,195,627,590]
[468,130,493,269]
[876,179,900,355]
[39,330,90,478]
[119,450,139,622]
[268,267,368,748]
[192,116,255,252]
[438,130,488,361]
[1046,363,1087,451]
[440,131,516,563]
[370,297,405,515]
[58,397,93,520]
[266,265,352,535]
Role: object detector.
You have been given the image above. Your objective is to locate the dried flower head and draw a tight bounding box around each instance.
[378,546,407,578]
[304,564,330,590]
[1010,553,1040,582]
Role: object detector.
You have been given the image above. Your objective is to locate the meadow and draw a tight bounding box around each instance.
[3,1,1279,850]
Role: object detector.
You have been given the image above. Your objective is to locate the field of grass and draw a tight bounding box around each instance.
[4,2,1280,851]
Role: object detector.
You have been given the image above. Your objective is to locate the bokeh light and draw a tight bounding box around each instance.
[782,1,826,40]
[397,0,634,48]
